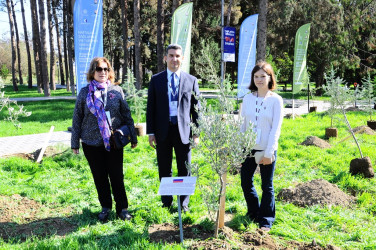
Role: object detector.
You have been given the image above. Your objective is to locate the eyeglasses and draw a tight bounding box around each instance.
[95,67,109,72]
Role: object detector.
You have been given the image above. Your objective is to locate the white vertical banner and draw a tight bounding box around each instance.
[171,3,193,73]
[237,14,258,98]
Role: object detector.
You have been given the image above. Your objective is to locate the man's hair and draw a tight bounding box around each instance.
[165,44,183,56]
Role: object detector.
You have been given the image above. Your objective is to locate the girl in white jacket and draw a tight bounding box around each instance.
[240,61,283,231]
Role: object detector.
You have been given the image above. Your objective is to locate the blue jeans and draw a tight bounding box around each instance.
[241,150,277,228]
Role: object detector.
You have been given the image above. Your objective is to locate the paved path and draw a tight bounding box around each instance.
[9,96,76,102]
[0,131,71,157]
[0,95,366,157]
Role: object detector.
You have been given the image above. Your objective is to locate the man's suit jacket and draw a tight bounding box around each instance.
[146,70,200,144]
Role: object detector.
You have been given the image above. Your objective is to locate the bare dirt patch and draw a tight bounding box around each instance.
[300,136,331,149]
[277,179,355,207]
[0,194,77,241]
[149,223,339,249]
[3,146,69,161]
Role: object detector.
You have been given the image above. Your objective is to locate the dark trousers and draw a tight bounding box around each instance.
[241,151,277,228]
[82,143,128,214]
[156,124,191,207]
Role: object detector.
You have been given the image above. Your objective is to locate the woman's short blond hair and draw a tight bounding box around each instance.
[86,57,115,83]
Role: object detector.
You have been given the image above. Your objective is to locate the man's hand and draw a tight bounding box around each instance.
[193,135,200,147]
[149,135,157,149]
[72,149,79,154]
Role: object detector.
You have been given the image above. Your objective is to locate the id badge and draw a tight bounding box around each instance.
[170,101,178,116]
[256,129,261,144]
[105,111,112,126]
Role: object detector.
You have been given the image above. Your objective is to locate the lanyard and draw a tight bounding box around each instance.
[255,92,265,122]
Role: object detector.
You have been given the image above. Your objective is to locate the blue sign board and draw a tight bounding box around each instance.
[74,0,103,94]
[223,26,236,62]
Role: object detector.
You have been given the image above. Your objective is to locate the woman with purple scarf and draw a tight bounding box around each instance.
[71,57,137,222]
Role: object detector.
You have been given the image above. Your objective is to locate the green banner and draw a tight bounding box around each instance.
[293,23,311,94]
[171,3,193,73]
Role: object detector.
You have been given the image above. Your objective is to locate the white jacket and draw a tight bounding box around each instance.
[240,91,283,159]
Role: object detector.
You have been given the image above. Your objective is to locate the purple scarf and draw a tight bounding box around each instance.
[87,80,111,151]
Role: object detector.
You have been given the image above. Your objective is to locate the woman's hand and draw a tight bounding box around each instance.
[259,157,272,165]
[131,143,137,149]
[72,149,79,154]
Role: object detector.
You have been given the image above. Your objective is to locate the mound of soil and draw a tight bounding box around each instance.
[350,157,374,178]
[353,126,375,135]
[277,179,355,207]
[0,194,76,241]
[284,113,301,119]
[149,223,339,249]
[300,136,331,149]
[346,106,362,112]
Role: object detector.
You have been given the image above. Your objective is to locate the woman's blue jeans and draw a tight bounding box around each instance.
[241,151,277,228]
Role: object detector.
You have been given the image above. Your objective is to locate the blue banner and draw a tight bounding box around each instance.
[237,14,258,98]
[223,26,236,62]
[74,0,103,94]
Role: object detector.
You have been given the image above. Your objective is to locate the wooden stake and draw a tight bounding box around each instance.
[337,127,366,145]
[36,126,54,163]
[218,172,227,228]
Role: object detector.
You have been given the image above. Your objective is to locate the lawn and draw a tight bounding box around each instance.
[0,101,375,248]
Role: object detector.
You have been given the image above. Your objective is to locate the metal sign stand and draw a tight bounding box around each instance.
[158,177,197,245]
[177,195,184,243]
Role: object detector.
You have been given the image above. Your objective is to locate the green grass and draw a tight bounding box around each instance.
[0,100,75,136]
[0,100,376,248]
[3,85,73,98]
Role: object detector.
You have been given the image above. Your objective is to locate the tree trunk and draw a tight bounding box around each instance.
[315,63,326,96]
[47,0,56,90]
[120,0,129,83]
[20,0,33,88]
[52,0,65,86]
[30,0,42,93]
[172,0,179,14]
[67,3,75,95]
[38,0,51,96]
[105,2,113,64]
[256,0,268,61]
[11,0,23,86]
[63,0,70,91]
[133,0,142,89]
[157,0,165,73]
[6,0,18,91]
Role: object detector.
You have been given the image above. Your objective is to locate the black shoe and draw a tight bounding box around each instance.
[117,209,132,221]
[98,207,111,222]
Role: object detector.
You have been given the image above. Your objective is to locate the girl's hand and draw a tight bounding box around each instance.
[260,157,272,165]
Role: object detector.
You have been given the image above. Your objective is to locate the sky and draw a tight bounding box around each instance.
[0,1,32,41]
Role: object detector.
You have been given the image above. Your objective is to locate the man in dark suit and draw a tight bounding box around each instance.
[146,44,200,212]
